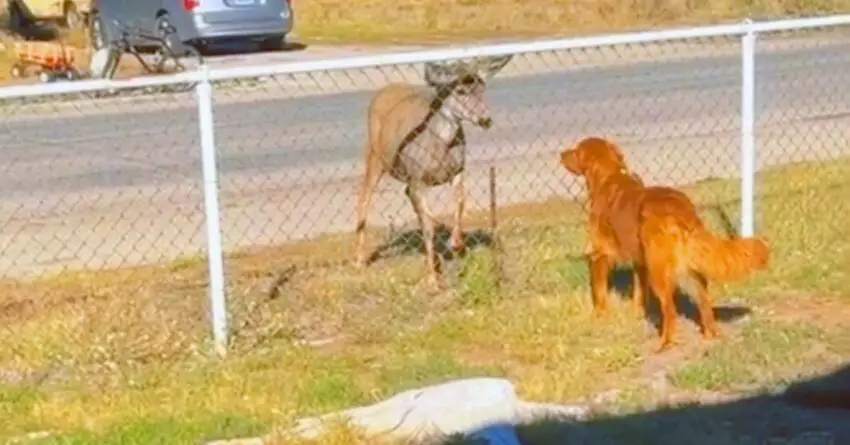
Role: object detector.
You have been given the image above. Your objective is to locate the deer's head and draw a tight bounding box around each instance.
[424,55,513,130]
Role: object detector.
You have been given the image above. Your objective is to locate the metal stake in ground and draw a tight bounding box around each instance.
[489,166,504,290]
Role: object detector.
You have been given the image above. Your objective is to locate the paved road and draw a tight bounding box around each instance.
[2,40,850,277]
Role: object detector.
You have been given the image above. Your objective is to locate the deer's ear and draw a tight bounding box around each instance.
[476,55,513,80]
[424,62,459,86]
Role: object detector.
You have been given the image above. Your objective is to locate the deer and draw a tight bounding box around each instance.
[353,55,513,288]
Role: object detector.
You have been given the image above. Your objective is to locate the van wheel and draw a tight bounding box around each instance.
[63,1,83,29]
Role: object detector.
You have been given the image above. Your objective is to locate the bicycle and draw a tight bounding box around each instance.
[90,18,205,94]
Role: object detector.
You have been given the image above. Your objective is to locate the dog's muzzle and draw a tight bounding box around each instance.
[478,117,493,129]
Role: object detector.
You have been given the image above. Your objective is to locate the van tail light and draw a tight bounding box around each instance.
[183,0,199,10]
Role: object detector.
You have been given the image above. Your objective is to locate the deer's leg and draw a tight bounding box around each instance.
[354,153,383,268]
[405,183,440,286]
[449,171,465,252]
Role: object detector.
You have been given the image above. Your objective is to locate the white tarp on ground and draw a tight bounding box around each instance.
[208,378,591,445]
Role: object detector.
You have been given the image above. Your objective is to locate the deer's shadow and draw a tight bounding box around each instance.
[365,223,494,266]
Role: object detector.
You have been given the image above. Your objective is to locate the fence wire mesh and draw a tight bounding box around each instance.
[753,25,850,269]
[209,35,769,346]
[0,83,216,376]
[0,26,849,434]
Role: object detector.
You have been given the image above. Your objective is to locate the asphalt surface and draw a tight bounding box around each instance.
[2,40,850,275]
[4,41,850,193]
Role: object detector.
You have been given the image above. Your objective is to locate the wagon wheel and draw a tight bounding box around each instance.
[38,70,54,83]
[63,68,80,81]
[10,64,24,78]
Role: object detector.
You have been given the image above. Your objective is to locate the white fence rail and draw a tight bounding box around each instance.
[2,15,850,355]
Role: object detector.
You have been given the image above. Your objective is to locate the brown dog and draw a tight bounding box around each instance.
[560,136,770,351]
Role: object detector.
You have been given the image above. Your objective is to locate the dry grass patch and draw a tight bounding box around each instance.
[0,157,848,444]
[294,0,850,44]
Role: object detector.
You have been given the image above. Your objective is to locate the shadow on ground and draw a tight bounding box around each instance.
[606,266,753,337]
[365,224,495,266]
[603,204,752,336]
[438,364,850,445]
[198,40,308,57]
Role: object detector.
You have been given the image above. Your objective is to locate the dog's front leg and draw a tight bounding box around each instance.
[589,250,612,317]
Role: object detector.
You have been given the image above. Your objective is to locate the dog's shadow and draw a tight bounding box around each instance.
[364,223,494,266]
[608,268,752,334]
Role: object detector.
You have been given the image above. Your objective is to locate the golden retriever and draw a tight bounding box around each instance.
[560,136,770,351]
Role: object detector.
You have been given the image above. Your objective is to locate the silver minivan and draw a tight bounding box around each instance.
[89,0,294,52]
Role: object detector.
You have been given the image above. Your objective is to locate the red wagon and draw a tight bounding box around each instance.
[9,41,81,83]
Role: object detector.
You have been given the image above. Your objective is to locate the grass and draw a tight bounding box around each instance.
[293,0,850,44]
[0,156,849,444]
[0,0,843,84]
[0,0,842,88]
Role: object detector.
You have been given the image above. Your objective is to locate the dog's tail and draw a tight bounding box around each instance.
[686,227,770,283]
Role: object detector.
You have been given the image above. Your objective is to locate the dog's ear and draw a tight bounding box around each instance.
[605,139,627,166]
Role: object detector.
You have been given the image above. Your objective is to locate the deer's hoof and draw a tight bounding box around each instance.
[353,256,369,269]
[421,274,446,292]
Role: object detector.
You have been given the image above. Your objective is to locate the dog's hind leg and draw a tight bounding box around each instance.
[693,273,721,340]
[644,246,678,352]
[648,268,677,352]
[631,264,649,319]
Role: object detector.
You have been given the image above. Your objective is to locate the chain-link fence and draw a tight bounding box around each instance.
[211,35,755,347]
[1,19,848,376]
[752,25,850,264]
[0,86,205,279]
[0,80,215,373]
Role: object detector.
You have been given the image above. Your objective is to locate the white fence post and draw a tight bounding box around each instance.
[740,19,757,237]
[196,65,228,357]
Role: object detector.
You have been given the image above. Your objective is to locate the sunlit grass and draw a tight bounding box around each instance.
[0,158,848,444]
